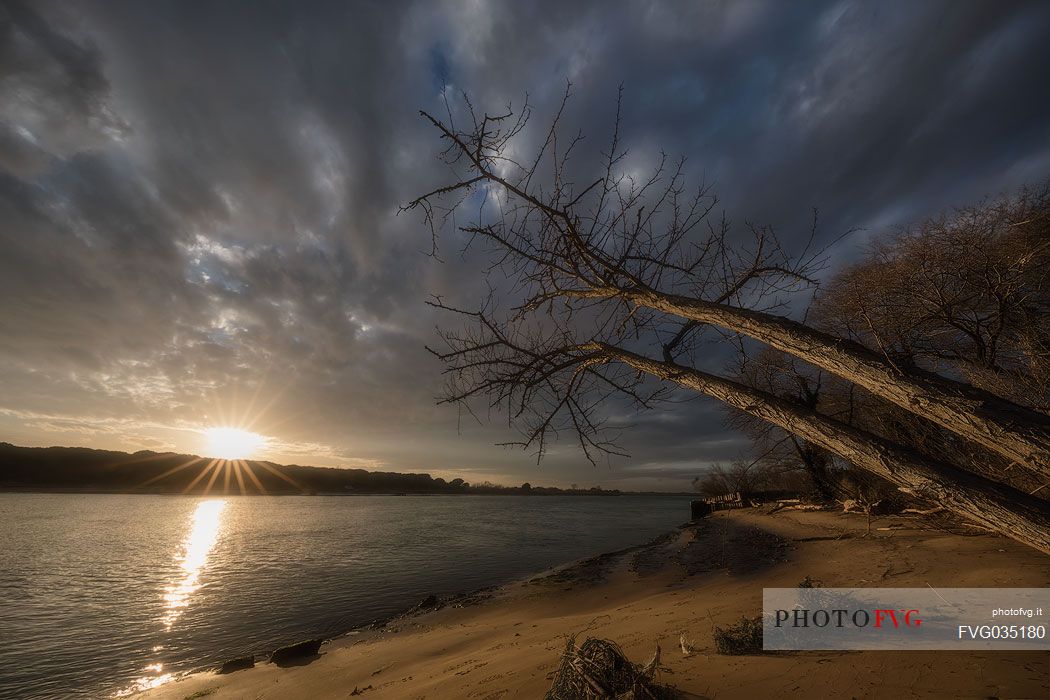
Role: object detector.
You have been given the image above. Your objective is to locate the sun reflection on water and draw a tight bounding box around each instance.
[114,665,173,697]
[160,499,226,629]
[115,500,227,697]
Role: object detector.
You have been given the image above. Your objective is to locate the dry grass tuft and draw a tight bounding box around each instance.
[712,616,763,655]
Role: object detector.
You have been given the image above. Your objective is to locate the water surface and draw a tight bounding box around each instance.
[0,493,690,699]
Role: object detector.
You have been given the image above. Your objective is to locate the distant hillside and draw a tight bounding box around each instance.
[0,442,624,496]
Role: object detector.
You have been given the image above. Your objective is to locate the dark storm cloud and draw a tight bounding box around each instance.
[1,0,1049,488]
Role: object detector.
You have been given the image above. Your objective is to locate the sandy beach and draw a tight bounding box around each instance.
[138,508,1049,700]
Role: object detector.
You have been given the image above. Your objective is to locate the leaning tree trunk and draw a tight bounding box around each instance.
[627,288,1050,476]
[597,344,1050,555]
[411,107,1049,477]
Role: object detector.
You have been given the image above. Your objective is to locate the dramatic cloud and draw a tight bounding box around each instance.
[2,0,1049,489]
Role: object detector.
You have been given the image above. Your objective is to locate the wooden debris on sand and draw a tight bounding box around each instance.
[545,634,676,699]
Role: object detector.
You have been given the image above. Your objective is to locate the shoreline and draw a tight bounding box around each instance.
[144,523,695,685]
[138,507,1049,699]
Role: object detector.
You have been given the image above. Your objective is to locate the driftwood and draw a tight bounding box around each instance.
[769,501,823,514]
[545,635,674,700]
[679,634,696,657]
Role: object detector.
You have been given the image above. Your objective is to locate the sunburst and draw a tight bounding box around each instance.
[129,373,312,495]
[203,426,265,460]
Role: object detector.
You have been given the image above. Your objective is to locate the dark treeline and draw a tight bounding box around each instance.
[0,442,628,496]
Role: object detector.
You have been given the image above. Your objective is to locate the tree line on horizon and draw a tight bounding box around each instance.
[405,88,1050,553]
[0,442,626,496]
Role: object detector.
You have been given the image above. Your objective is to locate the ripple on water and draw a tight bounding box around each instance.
[0,492,689,699]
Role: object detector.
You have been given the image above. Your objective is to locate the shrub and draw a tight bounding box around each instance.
[713,616,763,655]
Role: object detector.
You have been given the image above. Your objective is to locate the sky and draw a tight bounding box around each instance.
[2,0,1049,491]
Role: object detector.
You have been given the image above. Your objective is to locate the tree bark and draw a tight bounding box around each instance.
[597,344,1050,555]
[625,288,1050,476]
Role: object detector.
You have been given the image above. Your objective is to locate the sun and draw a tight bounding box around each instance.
[203,427,266,460]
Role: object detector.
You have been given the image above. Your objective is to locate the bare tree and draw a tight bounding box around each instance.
[816,186,1050,411]
[692,459,811,499]
[405,90,1050,552]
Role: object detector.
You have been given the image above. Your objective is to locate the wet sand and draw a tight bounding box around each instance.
[138,508,1049,699]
